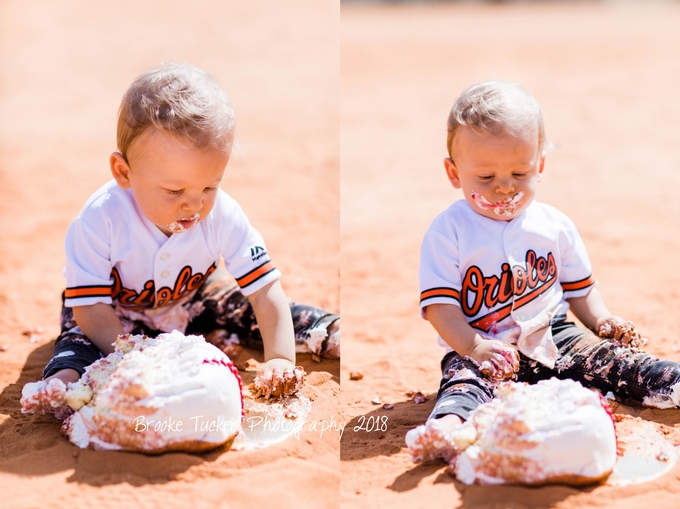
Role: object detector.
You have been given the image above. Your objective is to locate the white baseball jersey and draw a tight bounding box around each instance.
[64,180,280,332]
[419,200,595,368]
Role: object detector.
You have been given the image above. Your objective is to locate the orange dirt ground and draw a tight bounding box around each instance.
[340,2,680,508]
[0,1,339,508]
[2,1,680,508]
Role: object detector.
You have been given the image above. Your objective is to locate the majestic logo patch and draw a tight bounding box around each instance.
[249,246,267,262]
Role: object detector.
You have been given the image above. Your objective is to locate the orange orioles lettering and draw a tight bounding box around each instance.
[461,250,557,332]
[111,263,217,310]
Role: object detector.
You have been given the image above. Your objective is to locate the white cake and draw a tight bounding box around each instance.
[454,379,617,484]
[22,331,243,453]
[407,378,618,485]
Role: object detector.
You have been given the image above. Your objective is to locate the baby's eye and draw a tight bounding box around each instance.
[203,187,217,193]
[513,173,529,179]
[478,175,494,181]
[166,189,184,196]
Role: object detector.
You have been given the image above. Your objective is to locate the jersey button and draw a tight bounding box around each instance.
[507,231,515,240]
[160,253,170,261]
[160,270,170,279]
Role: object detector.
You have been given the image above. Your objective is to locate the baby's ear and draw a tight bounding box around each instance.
[444,158,462,189]
[539,152,546,174]
[110,152,132,189]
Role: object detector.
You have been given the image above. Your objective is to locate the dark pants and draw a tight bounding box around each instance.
[43,271,338,379]
[429,319,680,421]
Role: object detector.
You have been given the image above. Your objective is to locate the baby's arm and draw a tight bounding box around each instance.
[425,304,519,379]
[72,303,126,356]
[246,280,299,384]
[567,287,646,347]
[564,286,611,332]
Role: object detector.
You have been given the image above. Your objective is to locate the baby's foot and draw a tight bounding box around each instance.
[405,414,465,463]
[20,379,70,417]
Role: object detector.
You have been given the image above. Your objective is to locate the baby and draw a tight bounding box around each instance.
[23,63,339,415]
[411,80,680,461]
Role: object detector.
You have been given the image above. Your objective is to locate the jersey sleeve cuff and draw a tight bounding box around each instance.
[561,275,597,298]
[64,285,113,308]
[236,261,281,296]
[419,288,461,319]
[420,287,460,306]
[64,295,113,308]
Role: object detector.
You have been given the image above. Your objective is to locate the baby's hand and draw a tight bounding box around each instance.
[249,359,306,399]
[597,316,647,349]
[467,339,519,380]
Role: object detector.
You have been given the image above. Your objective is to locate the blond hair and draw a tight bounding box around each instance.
[117,63,235,159]
[446,81,549,159]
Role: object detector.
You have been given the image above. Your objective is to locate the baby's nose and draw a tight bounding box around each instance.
[181,195,203,212]
[496,180,515,194]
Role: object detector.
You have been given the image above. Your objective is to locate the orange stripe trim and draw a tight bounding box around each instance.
[236,261,275,288]
[65,286,112,299]
[561,275,595,292]
[420,288,460,303]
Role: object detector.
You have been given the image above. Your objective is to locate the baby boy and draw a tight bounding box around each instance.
[410,80,680,461]
[23,63,339,413]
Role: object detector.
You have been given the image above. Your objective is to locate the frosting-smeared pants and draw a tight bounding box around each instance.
[429,320,680,421]
[43,270,338,379]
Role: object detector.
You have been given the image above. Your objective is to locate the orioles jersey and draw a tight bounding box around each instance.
[419,200,595,368]
[63,180,280,331]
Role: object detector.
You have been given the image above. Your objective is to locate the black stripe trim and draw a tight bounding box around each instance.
[239,268,277,288]
[234,259,272,282]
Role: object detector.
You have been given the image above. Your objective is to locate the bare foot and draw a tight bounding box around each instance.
[47,368,81,385]
[405,414,464,463]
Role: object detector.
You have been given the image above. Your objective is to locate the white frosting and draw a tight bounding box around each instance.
[58,331,243,452]
[165,212,200,234]
[451,378,617,485]
[114,291,196,334]
[470,191,525,218]
[642,382,680,409]
[300,325,327,355]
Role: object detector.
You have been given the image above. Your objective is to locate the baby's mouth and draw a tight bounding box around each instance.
[470,191,525,218]
[166,213,200,234]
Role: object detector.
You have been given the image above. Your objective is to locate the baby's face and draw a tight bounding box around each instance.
[445,126,544,221]
[111,128,229,236]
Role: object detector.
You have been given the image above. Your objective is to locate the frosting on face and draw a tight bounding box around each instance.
[166,212,200,234]
[470,191,525,218]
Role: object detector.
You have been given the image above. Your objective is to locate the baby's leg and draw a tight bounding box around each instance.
[540,321,680,408]
[187,268,340,358]
[22,306,104,416]
[42,306,104,380]
[406,352,497,462]
[45,369,80,385]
